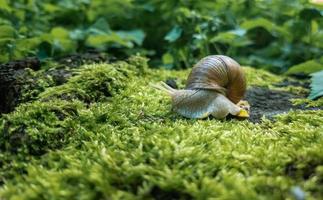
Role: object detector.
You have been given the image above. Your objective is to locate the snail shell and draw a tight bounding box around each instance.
[185,55,246,104]
[153,55,247,119]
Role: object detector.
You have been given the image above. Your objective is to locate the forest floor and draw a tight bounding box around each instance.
[0,55,322,199]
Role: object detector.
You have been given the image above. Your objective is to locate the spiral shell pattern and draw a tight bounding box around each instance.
[185,55,246,104]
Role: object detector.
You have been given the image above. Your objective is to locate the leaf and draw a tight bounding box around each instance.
[162,52,174,64]
[0,0,11,12]
[57,0,78,9]
[309,70,323,100]
[52,39,76,53]
[211,32,236,43]
[311,31,323,48]
[90,18,111,33]
[116,29,145,46]
[43,3,60,13]
[51,27,70,39]
[69,29,87,40]
[286,60,323,75]
[50,27,76,53]
[0,25,16,39]
[36,27,75,55]
[311,20,319,34]
[85,33,133,49]
[230,28,247,36]
[241,18,275,31]
[161,52,174,69]
[164,25,182,42]
[241,18,290,38]
[0,17,12,25]
[0,52,9,62]
[210,29,251,47]
[0,38,14,46]
[15,37,42,53]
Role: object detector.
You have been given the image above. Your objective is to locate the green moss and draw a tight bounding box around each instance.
[19,69,55,103]
[38,56,149,103]
[127,55,149,74]
[0,99,86,156]
[244,66,284,87]
[39,64,129,102]
[291,98,323,107]
[0,58,322,199]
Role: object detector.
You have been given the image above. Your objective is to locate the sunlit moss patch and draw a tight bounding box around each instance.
[0,57,322,199]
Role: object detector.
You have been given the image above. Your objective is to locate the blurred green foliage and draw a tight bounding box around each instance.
[0,0,322,72]
[286,59,323,75]
[309,70,323,100]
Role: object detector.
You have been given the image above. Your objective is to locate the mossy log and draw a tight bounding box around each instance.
[0,56,322,199]
[0,52,117,114]
[0,57,40,113]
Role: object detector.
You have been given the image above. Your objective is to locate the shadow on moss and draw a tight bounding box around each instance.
[0,100,84,156]
[0,56,149,185]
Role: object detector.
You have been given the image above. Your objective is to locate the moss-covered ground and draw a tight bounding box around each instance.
[0,57,322,200]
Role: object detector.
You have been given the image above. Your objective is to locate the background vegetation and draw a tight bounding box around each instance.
[1,0,323,72]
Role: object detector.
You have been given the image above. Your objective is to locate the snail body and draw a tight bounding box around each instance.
[153,55,249,119]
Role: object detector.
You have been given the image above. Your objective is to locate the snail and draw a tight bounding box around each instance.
[152,55,250,119]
